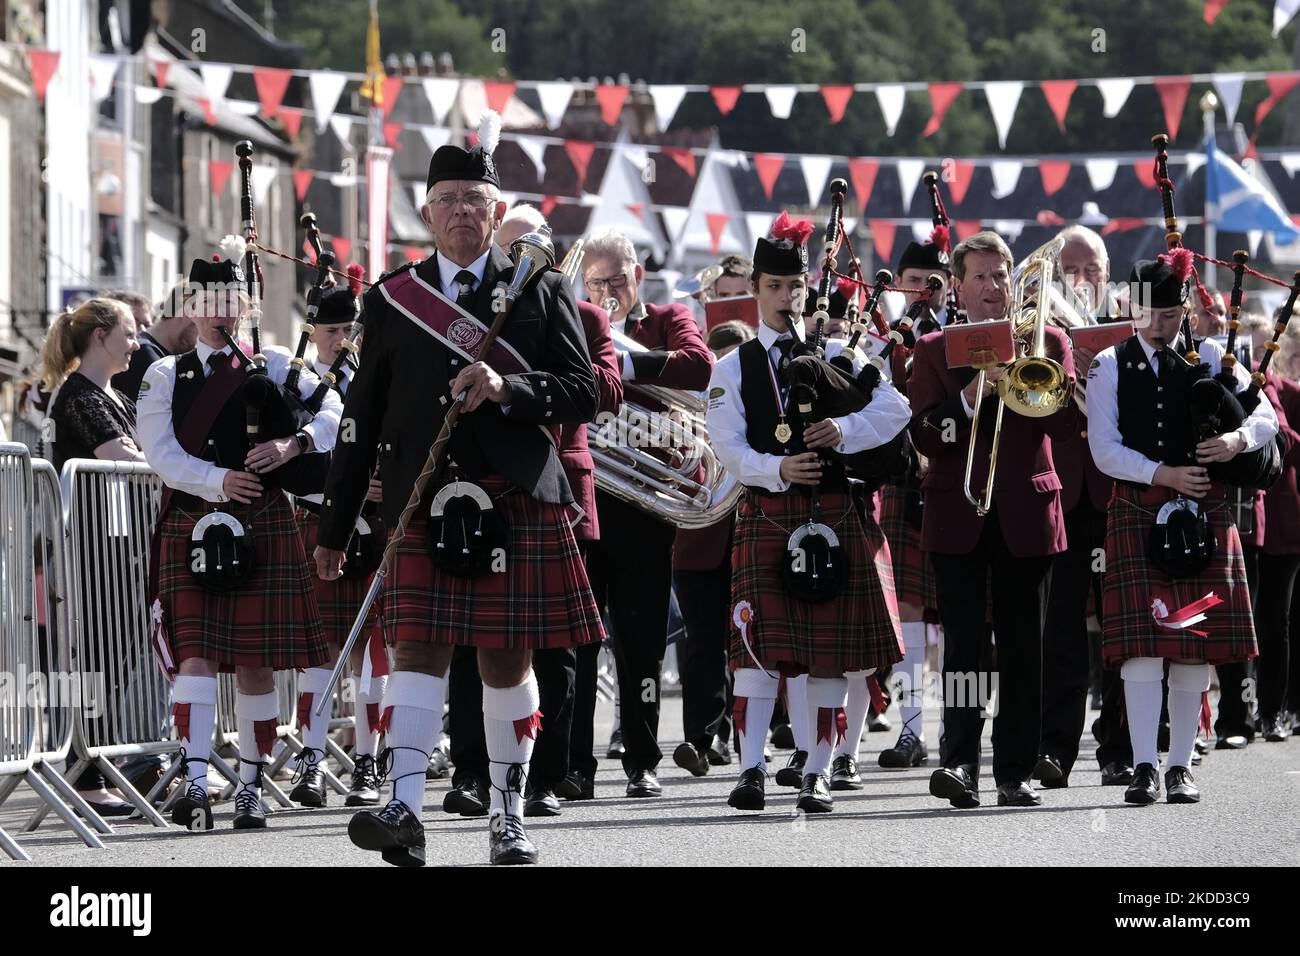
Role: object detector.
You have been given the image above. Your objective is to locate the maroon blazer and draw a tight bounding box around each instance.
[673,515,734,572]
[908,325,1076,558]
[1053,404,1114,513]
[623,301,714,390]
[557,300,624,541]
[1262,375,1300,555]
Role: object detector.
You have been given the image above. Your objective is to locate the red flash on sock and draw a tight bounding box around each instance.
[733,697,748,737]
[173,702,191,743]
[366,703,380,732]
[816,707,836,745]
[868,675,888,714]
[296,693,314,732]
[835,707,848,744]
[513,710,543,744]
[254,717,278,757]
[374,706,393,736]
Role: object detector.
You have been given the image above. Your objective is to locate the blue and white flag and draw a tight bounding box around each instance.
[1205,135,1300,244]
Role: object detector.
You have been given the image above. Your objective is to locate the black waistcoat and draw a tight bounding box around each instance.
[1115,336,1196,469]
[171,351,251,473]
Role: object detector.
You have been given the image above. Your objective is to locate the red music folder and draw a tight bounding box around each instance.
[943,320,1015,369]
[1067,322,1134,354]
[704,295,760,332]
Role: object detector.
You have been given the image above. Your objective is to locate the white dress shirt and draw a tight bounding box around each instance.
[1086,334,1277,486]
[312,357,354,396]
[611,301,647,380]
[436,249,491,299]
[706,318,912,493]
[137,342,343,502]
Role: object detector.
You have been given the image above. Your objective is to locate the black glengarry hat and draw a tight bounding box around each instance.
[426,109,501,192]
[753,211,814,276]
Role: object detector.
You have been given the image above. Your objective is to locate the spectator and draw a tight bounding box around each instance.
[110,286,197,401]
[1192,288,1227,338]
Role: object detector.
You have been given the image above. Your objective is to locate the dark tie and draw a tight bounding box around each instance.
[206,351,229,377]
[454,269,477,309]
[774,336,796,373]
[1155,347,1177,379]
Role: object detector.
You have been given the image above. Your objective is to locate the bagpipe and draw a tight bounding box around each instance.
[923,170,962,325]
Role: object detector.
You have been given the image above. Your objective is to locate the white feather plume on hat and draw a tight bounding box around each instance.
[218,234,247,263]
[477,108,501,156]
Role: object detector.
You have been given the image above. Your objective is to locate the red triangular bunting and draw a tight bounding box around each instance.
[253,67,292,119]
[1153,77,1192,141]
[595,84,629,125]
[625,202,644,221]
[29,49,60,103]
[1039,160,1071,197]
[483,81,516,116]
[848,158,880,212]
[869,220,897,263]
[954,220,981,242]
[1101,217,1147,235]
[821,85,854,124]
[663,147,697,178]
[331,237,352,264]
[949,161,976,205]
[922,82,963,137]
[1040,80,1076,133]
[711,86,742,115]
[1133,159,1157,189]
[1256,74,1300,127]
[292,170,314,202]
[1204,0,1228,24]
[382,75,404,119]
[209,160,234,197]
[541,195,559,217]
[705,212,730,255]
[280,107,303,142]
[564,140,596,190]
[404,245,425,263]
[383,122,403,149]
[152,59,170,90]
[197,98,217,126]
[753,153,785,200]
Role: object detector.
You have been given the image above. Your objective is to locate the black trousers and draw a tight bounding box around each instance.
[1092,666,1133,768]
[583,493,676,774]
[1215,543,1260,739]
[1252,552,1300,722]
[930,512,1052,787]
[1039,496,1106,779]
[673,561,733,752]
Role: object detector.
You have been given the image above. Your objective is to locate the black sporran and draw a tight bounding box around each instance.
[425,483,509,578]
[343,512,385,579]
[1147,497,1216,579]
[188,512,257,592]
[780,522,848,603]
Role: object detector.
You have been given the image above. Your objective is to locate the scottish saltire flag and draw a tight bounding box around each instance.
[1205,135,1300,244]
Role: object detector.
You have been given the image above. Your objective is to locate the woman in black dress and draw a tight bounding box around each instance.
[42,297,144,814]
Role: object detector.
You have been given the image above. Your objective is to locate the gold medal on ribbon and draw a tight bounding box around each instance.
[774,420,793,444]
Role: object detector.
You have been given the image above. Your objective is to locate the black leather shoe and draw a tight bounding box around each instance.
[289,748,328,808]
[707,738,732,766]
[346,754,381,807]
[426,747,451,780]
[1194,735,1210,755]
[996,780,1042,806]
[879,731,928,769]
[796,773,834,813]
[626,769,661,797]
[232,783,267,830]
[443,778,488,817]
[489,812,538,865]
[555,770,594,801]
[867,710,892,733]
[1124,762,1160,805]
[170,782,213,831]
[727,767,766,810]
[1033,754,1067,789]
[1164,766,1200,803]
[830,754,863,791]
[929,766,979,808]
[770,722,795,750]
[1214,734,1248,750]
[672,741,710,777]
[1263,715,1292,742]
[1100,761,1134,786]
[606,728,625,759]
[349,799,426,867]
[775,750,807,788]
[523,786,562,817]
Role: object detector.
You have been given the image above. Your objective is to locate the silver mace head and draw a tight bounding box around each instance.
[505,230,556,301]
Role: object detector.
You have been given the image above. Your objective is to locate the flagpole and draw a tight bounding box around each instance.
[1201,90,1218,288]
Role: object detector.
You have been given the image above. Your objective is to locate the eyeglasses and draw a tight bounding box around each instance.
[585,272,630,293]
[430,192,493,211]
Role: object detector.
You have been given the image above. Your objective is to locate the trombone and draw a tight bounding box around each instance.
[962,247,1073,515]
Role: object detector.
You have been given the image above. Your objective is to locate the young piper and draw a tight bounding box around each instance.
[1086,253,1276,804]
[707,213,910,813]
[137,243,342,829]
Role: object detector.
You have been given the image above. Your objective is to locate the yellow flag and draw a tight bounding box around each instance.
[358,0,384,106]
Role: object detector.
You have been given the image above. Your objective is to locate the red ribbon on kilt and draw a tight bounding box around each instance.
[513,710,543,745]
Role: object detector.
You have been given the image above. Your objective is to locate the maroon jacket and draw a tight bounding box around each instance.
[621,301,714,390]
[1053,404,1114,513]
[1262,375,1300,555]
[908,325,1076,558]
[557,300,624,541]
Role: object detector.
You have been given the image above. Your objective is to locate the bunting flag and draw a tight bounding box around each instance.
[541,195,559,217]
[151,58,170,91]
[228,101,260,117]
[199,63,233,109]
[1215,73,1246,125]
[1134,158,1157,189]
[1275,0,1300,36]
[1255,74,1300,127]
[595,84,629,125]
[332,236,353,264]
[649,85,687,131]
[876,84,906,137]
[516,136,549,181]
[135,86,164,105]
[384,122,403,149]
[404,245,426,262]
[293,169,314,202]
[330,113,355,147]
[1041,79,1076,133]
[534,81,574,129]
[800,155,834,205]
[196,98,217,126]
[990,159,1023,199]
[309,71,348,132]
[868,220,897,263]
[1205,0,1228,23]
[663,147,697,178]
[954,220,982,242]
[1097,77,1134,118]
[420,125,451,154]
[1040,160,1071,196]
[821,85,854,124]
[382,75,404,119]
[625,202,644,222]
[28,49,60,103]
[753,154,785,200]
[949,161,976,204]
[984,81,1023,149]
[765,85,798,120]
[279,107,303,141]
[422,76,459,124]
[1154,76,1192,141]
[1086,157,1119,191]
[209,159,234,197]
[745,212,776,245]
[711,85,742,115]
[922,82,963,137]
[251,164,278,205]
[705,212,730,255]
[848,158,880,212]
[565,140,596,190]
[896,159,926,212]
[253,67,292,119]
[483,80,516,115]
[88,55,119,105]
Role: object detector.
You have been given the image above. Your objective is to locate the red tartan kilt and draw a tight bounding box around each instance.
[1101,484,1257,666]
[156,495,329,672]
[877,484,939,617]
[729,488,903,673]
[384,477,604,649]
[295,508,383,645]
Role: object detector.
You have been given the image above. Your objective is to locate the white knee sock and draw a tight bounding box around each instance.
[382,671,444,814]
[172,675,217,794]
[483,674,542,819]
[834,671,873,760]
[235,691,280,788]
[1167,663,1212,771]
[1121,657,1164,769]
[806,676,849,777]
[295,666,333,759]
[786,674,810,752]
[897,621,928,738]
[354,673,387,759]
[733,668,779,773]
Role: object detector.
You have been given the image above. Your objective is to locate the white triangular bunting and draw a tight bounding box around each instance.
[251,165,277,206]
[799,155,834,206]
[984,81,1024,150]
[1214,73,1246,126]
[88,54,119,104]
[1279,153,1300,178]
[660,206,690,243]
[227,100,260,116]
[420,126,452,154]
[746,212,776,244]
[534,81,575,129]
[1248,229,1264,257]
[911,221,932,242]
[876,84,906,137]
[990,160,1024,199]
[135,86,164,105]
[199,63,232,106]
[1096,77,1134,119]
[764,86,798,120]
[1085,158,1119,192]
[1185,153,1206,178]
[649,85,687,132]
[618,145,649,169]
[516,136,548,181]
[413,183,426,209]
[330,114,355,147]
[992,220,1024,243]
[421,77,459,124]
[896,159,926,212]
[309,71,349,133]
